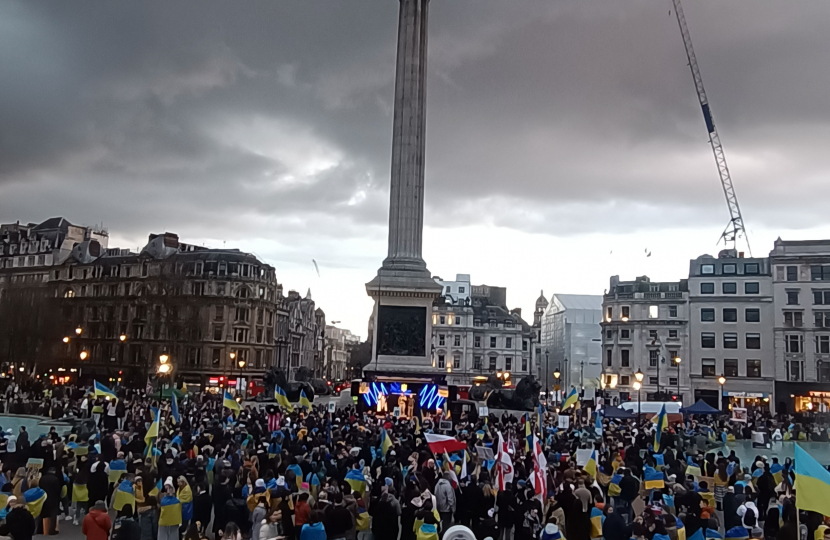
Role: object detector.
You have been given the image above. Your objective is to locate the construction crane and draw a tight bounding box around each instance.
[671,0,751,255]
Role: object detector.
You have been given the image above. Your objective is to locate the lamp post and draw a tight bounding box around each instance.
[237,358,247,400]
[673,356,681,402]
[157,354,171,401]
[718,374,727,410]
[544,351,549,405]
[635,369,644,425]
[553,367,561,403]
[229,352,237,395]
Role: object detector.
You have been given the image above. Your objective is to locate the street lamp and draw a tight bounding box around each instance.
[159,353,169,364]
[62,337,70,344]
[673,356,681,402]
[119,334,127,342]
[75,326,83,335]
[634,369,644,424]
[718,374,727,410]
[79,351,89,361]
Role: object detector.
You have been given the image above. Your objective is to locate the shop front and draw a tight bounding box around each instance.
[693,378,773,412]
[722,390,771,412]
[775,381,830,413]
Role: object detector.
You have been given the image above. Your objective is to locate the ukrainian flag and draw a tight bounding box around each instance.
[305,472,321,499]
[145,407,160,454]
[686,463,702,478]
[770,462,784,485]
[675,517,686,540]
[274,385,294,412]
[345,468,366,496]
[584,450,597,478]
[299,389,312,409]
[72,482,89,503]
[595,409,603,437]
[94,380,117,400]
[223,390,241,417]
[725,527,749,540]
[178,483,193,521]
[380,427,393,459]
[287,464,303,489]
[795,444,830,516]
[159,494,182,526]
[653,534,671,540]
[688,528,704,540]
[590,506,604,539]
[705,529,723,540]
[644,466,665,490]
[653,404,668,452]
[561,388,579,411]
[525,414,532,452]
[113,480,136,512]
[148,479,163,497]
[0,494,7,510]
[24,487,47,518]
[171,393,181,424]
[109,459,128,484]
[607,473,622,497]
[654,453,665,471]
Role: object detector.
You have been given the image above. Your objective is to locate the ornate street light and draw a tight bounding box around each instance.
[75,327,83,335]
[79,351,89,360]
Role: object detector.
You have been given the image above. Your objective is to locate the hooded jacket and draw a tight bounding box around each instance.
[83,507,113,540]
[434,478,456,513]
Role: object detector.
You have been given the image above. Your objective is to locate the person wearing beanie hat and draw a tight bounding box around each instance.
[81,501,112,540]
[541,523,564,540]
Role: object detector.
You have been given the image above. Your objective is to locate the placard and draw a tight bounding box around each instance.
[557,415,570,430]
[439,420,453,432]
[476,446,495,461]
[328,402,336,413]
[393,406,401,417]
[576,448,593,467]
[479,406,489,417]
[732,407,748,423]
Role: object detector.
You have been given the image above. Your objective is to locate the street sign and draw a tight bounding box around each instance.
[557,415,570,430]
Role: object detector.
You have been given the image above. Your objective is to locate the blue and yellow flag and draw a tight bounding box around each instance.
[675,517,686,540]
[561,388,579,411]
[145,406,160,455]
[148,479,163,497]
[178,483,193,521]
[380,427,393,459]
[525,414,532,452]
[705,529,723,540]
[109,459,127,484]
[113,480,136,512]
[653,404,668,452]
[274,385,294,412]
[287,464,303,489]
[171,393,181,424]
[345,468,366,496]
[584,449,597,477]
[595,409,603,437]
[159,495,182,526]
[223,390,241,417]
[72,482,89,503]
[795,443,830,516]
[725,527,749,540]
[299,389,312,409]
[770,462,784,485]
[590,506,605,539]
[24,487,47,518]
[644,465,665,490]
[94,381,117,400]
[687,528,704,540]
[607,473,622,497]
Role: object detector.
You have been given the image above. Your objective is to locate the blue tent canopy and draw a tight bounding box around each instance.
[602,406,636,419]
[682,399,722,414]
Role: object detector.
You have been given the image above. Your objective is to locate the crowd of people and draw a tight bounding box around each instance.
[0,381,825,540]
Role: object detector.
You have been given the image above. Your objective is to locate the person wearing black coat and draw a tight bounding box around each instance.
[212,476,233,536]
[723,489,741,531]
[602,506,632,540]
[88,458,110,509]
[370,490,401,540]
[496,482,515,540]
[38,468,64,535]
[461,477,485,529]
[0,504,36,540]
[193,484,212,535]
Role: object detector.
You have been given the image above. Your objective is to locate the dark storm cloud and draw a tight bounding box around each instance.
[2,0,830,249]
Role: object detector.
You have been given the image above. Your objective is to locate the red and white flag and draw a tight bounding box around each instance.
[495,431,514,491]
[268,411,281,432]
[530,435,547,501]
[424,433,467,455]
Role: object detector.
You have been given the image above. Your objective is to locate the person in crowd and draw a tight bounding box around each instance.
[83,500,113,540]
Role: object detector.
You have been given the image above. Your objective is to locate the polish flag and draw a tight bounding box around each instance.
[495,431,514,491]
[424,433,467,455]
[530,435,547,501]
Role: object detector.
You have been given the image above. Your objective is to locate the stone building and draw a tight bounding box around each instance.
[601,276,692,405]
[285,290,325,380]
[1,217,108,271]
[324,325,360,380]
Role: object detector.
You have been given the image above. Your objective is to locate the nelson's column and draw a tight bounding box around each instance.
[365,0,443,376]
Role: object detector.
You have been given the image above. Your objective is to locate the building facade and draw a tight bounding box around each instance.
[541,294,603,401]
[285,290,325,380]
[601,276,692,406]
[687,252,775,410]
[325,325,360,381]
[431,279,535,386]
[769,239,830,413]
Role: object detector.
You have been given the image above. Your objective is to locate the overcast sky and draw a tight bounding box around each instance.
[3,0,830,337]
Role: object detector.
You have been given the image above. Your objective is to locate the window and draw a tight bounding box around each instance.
[453,335,461,347]
[523,340,528,352]
[522,358,528,371]
[212,349,221,365]
[620,375,630,386]
[816,312,830,328]
[649,349,658,367]
[621,306,630,319]
[438,334,445,346]
[445,286,451,293]
[744,263,759,275]
[746,359,761,378]
[723,308,738,322]
[669,330,678,338]
[812,266,830,281]
[701,332,716,348]
[606,307,612,321]
[490,336,497,348]
[724,332,738,349]
[459,287,465,294]
[723,282,737,294]
[505,357,512,370]
[621,349,630,367]
[813,291,830,305]
[786,334,804,353]
[788,359,803,381]
[193,282,205,296]
[720,263,736,275]
[787,266,798,282]
[784,311,803,327]
[649,330,658,339]
[816,335,830,354]
[787,291,800,305]
[649,377,658,385]
[819,361,830,383]
[745,308,760,323]
[669,377,678,386]
[453,356,461,369]
[235,307,249,322]
[506,337,513,349]
[439,315,446,325]
[701,308,715,322]
[620,329,630,339]
[724,359,738,377]
[437,355,445,369]
[234,328,248,343]
[746,333,761,349]
[606,349,612,367]
[474,336,481,348]
[455,316,461,325]
[649,305,659,318]
[701,264,715,275]
[489,357,497,370]
[745,282,760,294]
[701,283,715,294]
[474,319,482,327]
[474,356,482,370]
[702,358,716,377]
[669,305,677,318]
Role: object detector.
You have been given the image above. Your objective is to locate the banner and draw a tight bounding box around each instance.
[557,415,570,430]
[732,407,748,423]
